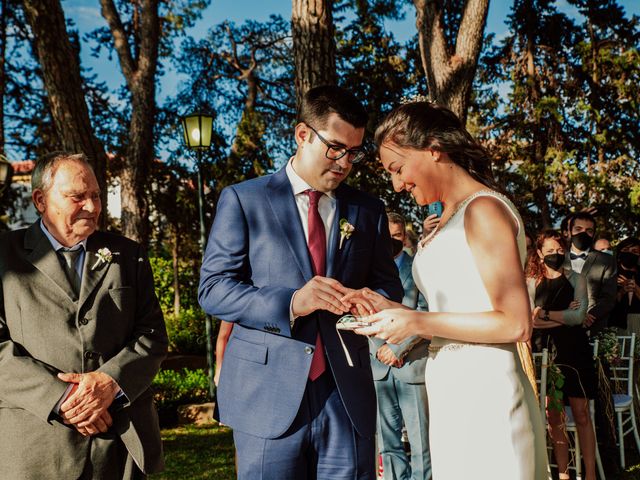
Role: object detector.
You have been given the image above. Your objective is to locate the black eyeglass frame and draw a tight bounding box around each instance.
[305,123,367,164]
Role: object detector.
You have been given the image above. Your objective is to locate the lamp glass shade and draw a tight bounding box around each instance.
[181,113,213,149]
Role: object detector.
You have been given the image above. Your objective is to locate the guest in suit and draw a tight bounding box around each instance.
[369,212,431,479]
[198,85,403,479]
[563,212,617,334]
[0,152,168,479]
[610,237,640,333]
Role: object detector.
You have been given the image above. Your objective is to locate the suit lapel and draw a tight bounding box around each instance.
[266,169,314,282]
[582,251,598,277]
[329,186,359,278]
[24,222,77,302]
[78,233,112,310]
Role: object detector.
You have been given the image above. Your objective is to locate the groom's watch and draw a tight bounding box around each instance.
[543,309,550,321]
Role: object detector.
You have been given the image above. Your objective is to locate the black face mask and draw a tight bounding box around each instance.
[571,231,593,251]
[619,251,640,270]
[390,238,405,258]
[543,253,565,271]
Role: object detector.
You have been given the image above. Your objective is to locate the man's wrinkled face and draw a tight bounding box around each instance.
[33,160,101,247]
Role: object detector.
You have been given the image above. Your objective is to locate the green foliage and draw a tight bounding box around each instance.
[165,308,207,355]
[546,360,565,412]
[150,256,205,354]
[152,368,209,411]
[149,256,201,315]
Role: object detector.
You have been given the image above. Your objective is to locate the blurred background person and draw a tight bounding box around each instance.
[563,212,617,334]
[370,212,431,480]
[610,237,640,335]
[594,237,612,254]
[526,230,596,480]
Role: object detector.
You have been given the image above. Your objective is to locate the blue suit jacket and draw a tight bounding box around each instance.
[369,251,429,384]
[198,168,403,439]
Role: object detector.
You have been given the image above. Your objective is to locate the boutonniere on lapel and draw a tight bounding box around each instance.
[339,218,355,250]
[91,248,116,270]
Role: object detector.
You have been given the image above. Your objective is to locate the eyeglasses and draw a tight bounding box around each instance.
[305,124,367,164]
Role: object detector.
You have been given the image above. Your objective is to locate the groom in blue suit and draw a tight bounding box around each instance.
[199,85,403,479]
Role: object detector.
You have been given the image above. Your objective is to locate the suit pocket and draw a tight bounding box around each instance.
[108,287,134,313]
[227,337,268,364]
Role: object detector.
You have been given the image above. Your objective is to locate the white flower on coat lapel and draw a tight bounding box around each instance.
[91,247,115,270]
[339,219,355,250]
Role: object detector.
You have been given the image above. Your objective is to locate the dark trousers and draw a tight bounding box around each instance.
[79,436,144,480]
[234,372,375,480]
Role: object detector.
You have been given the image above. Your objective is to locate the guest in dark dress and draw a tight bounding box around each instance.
[526,230,597,480]
[610,237,640,333]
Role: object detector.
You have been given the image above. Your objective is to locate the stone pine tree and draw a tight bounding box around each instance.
[98,0,160,244]
[413,0,489,122]
[21,0,109,217]
[292,0,337,108]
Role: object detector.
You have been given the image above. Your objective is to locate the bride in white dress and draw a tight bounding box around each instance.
[349,102,550,479]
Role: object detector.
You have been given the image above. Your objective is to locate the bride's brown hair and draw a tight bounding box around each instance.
[374,102,500,192]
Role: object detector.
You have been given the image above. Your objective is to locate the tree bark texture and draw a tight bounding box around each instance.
[100,0,159,245]
[0,0,6,156]
[291,0,337,110]
[21,0,108,222]
[413,0,489,122]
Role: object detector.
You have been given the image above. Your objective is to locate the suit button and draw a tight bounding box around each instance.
[84,351,94,360]
[79,317,89,325]
[304,346,314,355]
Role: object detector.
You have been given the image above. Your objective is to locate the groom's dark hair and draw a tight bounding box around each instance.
[298,85,368,130]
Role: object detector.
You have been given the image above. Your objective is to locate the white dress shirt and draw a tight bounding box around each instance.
[570,248,590,274]
[285,158,338,324]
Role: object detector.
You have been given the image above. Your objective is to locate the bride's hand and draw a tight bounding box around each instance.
[354,308,417,344]
[341,288,403,315]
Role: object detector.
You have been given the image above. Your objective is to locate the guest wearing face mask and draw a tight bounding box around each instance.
[594,237,613,254]
[368,213,431,480]
[563,212,617,334]
[610,237,640,334]
[526,230,597,480]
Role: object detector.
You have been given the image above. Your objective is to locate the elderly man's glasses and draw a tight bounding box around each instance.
[306,124,367,164]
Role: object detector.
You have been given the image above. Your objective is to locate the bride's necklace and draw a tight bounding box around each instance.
[418,189,496,250]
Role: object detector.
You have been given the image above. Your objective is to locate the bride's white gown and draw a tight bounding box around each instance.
[413,190,550,479]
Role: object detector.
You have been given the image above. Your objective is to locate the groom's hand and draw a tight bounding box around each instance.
[58,372,119,429]
[292,276,352,317]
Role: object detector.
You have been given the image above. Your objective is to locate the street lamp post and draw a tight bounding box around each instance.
[180,112,216,399]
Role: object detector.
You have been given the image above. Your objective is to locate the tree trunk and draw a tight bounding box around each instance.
[291,0,336,110]
[413,0,489,123]
[100,0,159,245]
[172,226,180,316]
[0,0,6,156]
[21,0,108,221]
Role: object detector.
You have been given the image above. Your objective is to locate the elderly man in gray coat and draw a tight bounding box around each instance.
[0,152,167,479]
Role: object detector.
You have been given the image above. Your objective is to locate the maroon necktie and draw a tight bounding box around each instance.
[306,190,327,381]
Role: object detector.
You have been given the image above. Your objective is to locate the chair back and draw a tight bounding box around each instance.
[532,348,549,418]
[609,334,636,397]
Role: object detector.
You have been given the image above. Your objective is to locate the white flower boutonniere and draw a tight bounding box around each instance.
[92,247,115,270]
[339,218,355,249]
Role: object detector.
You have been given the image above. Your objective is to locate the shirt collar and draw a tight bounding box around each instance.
[285,158,335,199]
[40,219,87,252]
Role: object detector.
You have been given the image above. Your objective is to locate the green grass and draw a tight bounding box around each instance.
[152,422,640,479]
[150,423,235,480]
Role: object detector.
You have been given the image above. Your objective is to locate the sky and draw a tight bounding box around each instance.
[63,0,640,106]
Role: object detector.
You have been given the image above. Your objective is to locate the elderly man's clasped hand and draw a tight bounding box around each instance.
[58,371,120,437]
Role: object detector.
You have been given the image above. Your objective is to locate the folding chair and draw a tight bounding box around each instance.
[610,334,640,469]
